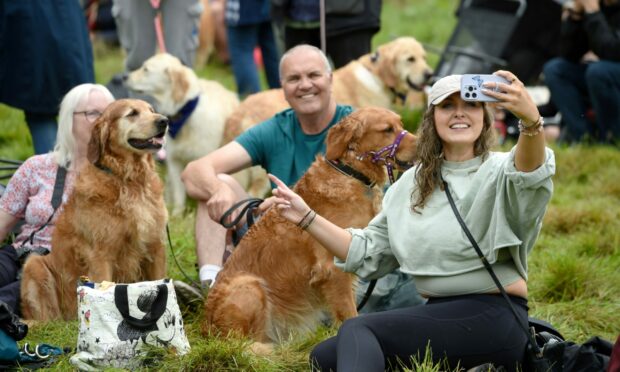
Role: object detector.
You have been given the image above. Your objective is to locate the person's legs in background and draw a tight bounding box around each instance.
[326,29,374,68]
[584,60,620,144]
[543,57,592,143]
[112,0,156,72]
[24,112,57,154]
[284,26,320,51]
[227,24,261,97]
[161,0,203,69]
[257,21,281,89]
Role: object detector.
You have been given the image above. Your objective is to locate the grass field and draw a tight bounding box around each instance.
[1,0,619,370]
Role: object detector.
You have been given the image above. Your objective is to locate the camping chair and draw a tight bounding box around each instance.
[1,158,24,245]
[0,158,22,195]
[434,0,527,79]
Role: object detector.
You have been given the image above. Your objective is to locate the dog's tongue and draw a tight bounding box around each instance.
[149,136,165,146]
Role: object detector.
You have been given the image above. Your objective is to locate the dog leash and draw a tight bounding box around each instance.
[166,224,202,289]
[218,198,264,229]
[150,0,167,53]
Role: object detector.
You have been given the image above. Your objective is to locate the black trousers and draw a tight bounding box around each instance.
[0,245,20,313]
[284,27,375,69]
[310,294,529,372]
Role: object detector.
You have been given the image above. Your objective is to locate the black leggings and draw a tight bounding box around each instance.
[310,294,529,372]
[0,245,20,313]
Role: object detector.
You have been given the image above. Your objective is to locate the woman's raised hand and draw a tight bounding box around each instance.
[482,70,540,125]
[267,174,311,225]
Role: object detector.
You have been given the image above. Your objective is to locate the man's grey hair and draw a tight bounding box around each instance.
[279,44,332,80]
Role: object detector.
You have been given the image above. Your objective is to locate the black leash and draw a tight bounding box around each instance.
[218,198,264,228]
[443,180,543,357]
[166,224,202,288]
[325,158,378,311]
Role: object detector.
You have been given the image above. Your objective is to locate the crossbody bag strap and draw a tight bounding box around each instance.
[442,180,542,356]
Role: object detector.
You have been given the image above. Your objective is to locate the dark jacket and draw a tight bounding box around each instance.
[559,3,620,62]
[0,0,94,114]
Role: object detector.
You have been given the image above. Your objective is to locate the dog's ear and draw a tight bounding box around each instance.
[168,66,190,104]
[87,119,110,164]
[325,115,363,160]
[375,43,399,89]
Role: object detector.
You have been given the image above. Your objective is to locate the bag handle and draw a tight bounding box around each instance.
[443,180,543,357]
[114,283,168,330]
[219,198,264,229]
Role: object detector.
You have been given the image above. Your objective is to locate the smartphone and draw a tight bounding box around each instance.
[461,74,510,102]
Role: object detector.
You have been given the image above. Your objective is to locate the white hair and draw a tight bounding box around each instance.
[53,84,114,167]
[278,44,332,81]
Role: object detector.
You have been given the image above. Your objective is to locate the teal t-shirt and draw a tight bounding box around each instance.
[235,105,354,186]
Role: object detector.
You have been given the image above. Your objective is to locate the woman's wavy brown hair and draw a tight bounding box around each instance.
[411,104,496,212]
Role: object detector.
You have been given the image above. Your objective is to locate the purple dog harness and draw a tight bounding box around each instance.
[358,130,408,184]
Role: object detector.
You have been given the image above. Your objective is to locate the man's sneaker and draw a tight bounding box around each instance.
[173,280,206,306]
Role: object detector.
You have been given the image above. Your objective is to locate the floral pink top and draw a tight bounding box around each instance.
[0,154,76,251]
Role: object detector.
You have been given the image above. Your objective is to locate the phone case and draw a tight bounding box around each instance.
[461,74,510,102]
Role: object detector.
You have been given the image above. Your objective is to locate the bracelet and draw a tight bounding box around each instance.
[301,210,317,230]
[296,209,313,227]
[518,116,544,137]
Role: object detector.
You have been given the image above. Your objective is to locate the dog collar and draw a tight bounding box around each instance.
[326,159,376,188]
[167,96,200,139]
[389,87,407,105]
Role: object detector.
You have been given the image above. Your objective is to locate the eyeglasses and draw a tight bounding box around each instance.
[73,110,102,123]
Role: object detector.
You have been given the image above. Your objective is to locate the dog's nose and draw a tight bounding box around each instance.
[424,70,434,83]
[156,117,169,132]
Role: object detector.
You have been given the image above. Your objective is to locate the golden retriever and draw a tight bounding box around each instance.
[221,37,431,197]
[125,53,240,215]
[203,107,417,351]
[20,99,169,321]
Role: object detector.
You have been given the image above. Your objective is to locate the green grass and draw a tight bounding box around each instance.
[2,0,620,370]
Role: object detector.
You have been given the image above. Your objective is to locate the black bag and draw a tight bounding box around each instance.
[525,332,612,372]
[0,302,27,342]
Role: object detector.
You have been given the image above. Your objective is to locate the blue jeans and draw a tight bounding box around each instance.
[24,112,57,154]
[356,271,425,314]
[543,57,620,143]
[226,22,281,97]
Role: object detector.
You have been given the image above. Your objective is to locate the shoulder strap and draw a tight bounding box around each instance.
[443,180,542,356]
[50,165,67,211]
[22,165,67,247]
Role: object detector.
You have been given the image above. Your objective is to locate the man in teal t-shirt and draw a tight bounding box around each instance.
[181,44,352,287]
[236,105,352,186]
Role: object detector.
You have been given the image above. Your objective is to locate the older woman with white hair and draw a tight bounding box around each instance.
[0,83,114,315]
